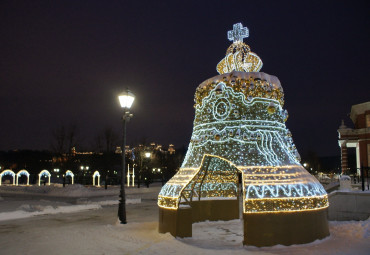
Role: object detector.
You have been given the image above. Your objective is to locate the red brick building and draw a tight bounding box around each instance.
[338,102,370,175]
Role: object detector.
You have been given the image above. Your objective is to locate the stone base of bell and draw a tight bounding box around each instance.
[158,199,239,237]
[158,206,193,238]
[191,199,239,222]
[159,203,329,246]
[243,208,329,247]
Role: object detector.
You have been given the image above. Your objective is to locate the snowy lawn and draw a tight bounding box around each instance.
[0,184,369,255]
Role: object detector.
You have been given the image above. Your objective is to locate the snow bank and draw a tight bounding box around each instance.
[47,184,118,197]
[0,198,141,222]
[0,183,120,197]
[329,218,370,239]
[0,183,162,198]
[0,204,102,221]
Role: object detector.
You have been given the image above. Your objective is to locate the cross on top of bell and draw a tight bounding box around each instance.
[227,23,249,43]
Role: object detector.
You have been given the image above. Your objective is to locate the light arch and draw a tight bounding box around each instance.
[92,171,100,186]
[16,169,30,185]
[0,169,16,186]
[178,154,241,207]
[38,170,51,186]
[65,170,74,184]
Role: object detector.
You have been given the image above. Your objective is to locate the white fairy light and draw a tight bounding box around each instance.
[0,169,16,185]
[228,23,249,43]
[158,24,328,214]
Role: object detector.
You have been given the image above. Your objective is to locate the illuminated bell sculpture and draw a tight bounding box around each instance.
[158,23,329,246]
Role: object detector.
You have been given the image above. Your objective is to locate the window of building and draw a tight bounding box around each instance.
[366,114,370,128]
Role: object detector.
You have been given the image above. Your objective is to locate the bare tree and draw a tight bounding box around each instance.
[94,127,119,153]
[94,134,104,153]
[104,127,119,152]
[67,124,78,152]
[51,125,66,154]
[51,124,80,154]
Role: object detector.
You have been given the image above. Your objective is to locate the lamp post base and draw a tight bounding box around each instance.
[118,193,127,224]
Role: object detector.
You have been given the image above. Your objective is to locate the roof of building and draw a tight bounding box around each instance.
[350,101,370,123]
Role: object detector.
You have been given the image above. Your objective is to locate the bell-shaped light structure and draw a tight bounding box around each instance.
[158,22,329,247]
[118,89,135,109]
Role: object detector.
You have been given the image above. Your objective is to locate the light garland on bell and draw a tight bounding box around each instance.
[182,83,299,168]
[157,79,327,212]
[158,23,329,215]
[195,74,284,108]
[244,195,328,213]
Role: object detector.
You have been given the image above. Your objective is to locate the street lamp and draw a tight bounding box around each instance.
[118,88,135,224]
[138,151,151,188]
[153,168,164,186]
[80,166,89,171]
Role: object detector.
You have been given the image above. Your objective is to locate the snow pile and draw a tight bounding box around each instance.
[0,203,102,221]
[0,183,162,198]
[48,184,116,197]
[0,184,143,222]
[0,183,121,197]
[329,219,370,239]
[0,197,141,222]
[96,199,141,206]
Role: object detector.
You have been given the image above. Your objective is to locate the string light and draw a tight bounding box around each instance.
[158,23,328,215]
[0,169,16,185]
[217,23,262,74]
[38,170,51,186]
[93,171,100,186]
[16,170,30,186]
[65,170,74,184]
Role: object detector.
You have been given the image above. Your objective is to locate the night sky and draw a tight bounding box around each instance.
[1,1,369,157]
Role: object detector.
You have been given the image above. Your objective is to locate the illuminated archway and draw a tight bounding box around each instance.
[38,170,51,186]
[65,170,74,184]
[159,155,242,234]
[0,169,16,186]
[92,171,100,186]
[16,169,30,185]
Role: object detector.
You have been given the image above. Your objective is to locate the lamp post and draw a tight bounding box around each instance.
[158,168,164,186]
[118,89,135,224]
[138,151,151,188]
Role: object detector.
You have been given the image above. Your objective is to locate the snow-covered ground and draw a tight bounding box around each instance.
[0,183,369,255]
[0,184,141,220]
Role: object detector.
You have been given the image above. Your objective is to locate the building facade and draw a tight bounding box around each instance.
[338,102,370,175]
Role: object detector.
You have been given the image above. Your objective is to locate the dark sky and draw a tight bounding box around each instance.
[1,0,369,157]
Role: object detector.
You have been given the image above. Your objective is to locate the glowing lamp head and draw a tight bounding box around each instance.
[145,152,151,158]
[118,89,135,109]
